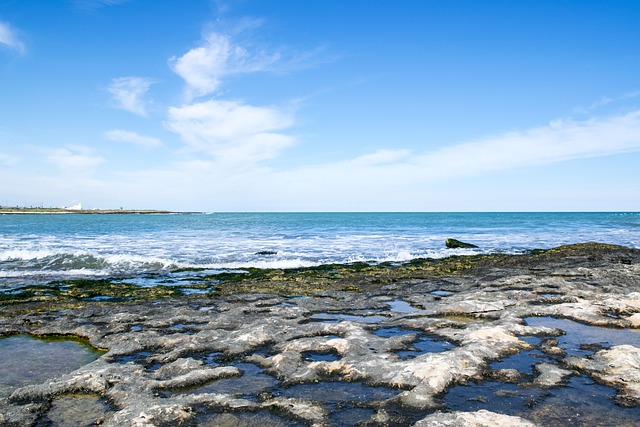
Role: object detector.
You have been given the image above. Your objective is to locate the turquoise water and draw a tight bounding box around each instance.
[0,212,638,286]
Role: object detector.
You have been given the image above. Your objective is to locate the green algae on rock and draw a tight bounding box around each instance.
[0,279,182,308]
[1,243,640,426]
[445,238,479,249]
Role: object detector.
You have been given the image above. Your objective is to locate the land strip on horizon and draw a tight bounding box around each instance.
[0,207,194,214]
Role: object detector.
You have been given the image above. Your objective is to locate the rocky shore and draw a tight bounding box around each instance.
[1,243,640,426]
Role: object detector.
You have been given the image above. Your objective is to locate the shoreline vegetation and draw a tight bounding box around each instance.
[0,207,193,214]
[0,242,632,307]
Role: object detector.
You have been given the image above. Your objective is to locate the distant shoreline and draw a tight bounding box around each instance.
[0,208,196,215]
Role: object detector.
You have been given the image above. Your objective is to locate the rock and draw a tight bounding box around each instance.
[413,409,537,426]
[446,238,479,249]
[255,251,278,255]
[565,344,640,406]
[46,395,108,427]
[1,243,640,425]
[533,362,573,387]
[487,368,525,383]
[626,313,640,327]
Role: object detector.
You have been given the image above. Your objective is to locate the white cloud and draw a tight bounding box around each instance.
[575,90,640,114]
[288,110,640,186]
[166,99,295,165]
[225,109,640,210]
[7,109,639,212]
[411,109,640,180]
[73,0,131,12]
[0,22,25,55]
[108,76,154,116]
[46,146,104,173]
[170,31,280,99]
[0,152,19,169]
[150,108,640,210]
[346,149,412,167]
[20,109,640,211]
[104,129,162,148]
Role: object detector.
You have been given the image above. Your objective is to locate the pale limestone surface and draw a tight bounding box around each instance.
[414,409,537,427]
[1,244,640,426]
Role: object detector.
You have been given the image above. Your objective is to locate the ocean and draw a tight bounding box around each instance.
[1,212,638,288]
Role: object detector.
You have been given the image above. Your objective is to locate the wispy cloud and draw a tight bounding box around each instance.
[163,17,333,169]
[73,0,131,12]
[166,99,295,166]
[0,22,26,55]
[104,129,162,148]
[46,146,104,173]
[0,152,19,170]
[169,18,329,100]
[574,90,640,114]
[208,109,640,210]
[308,110,640,183]
[410,110,640,180]
[170,31,280,99]
[15,108,639,212]
[108,76,154,116]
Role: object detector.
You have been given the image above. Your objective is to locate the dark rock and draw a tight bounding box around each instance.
[255,251,278,256]
[1,243,640,425]
[445,238,479,249]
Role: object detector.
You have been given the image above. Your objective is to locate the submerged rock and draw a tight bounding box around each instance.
[1,243,639,426]
[446,238,479,249]
[414,409,537,426]
[533,362,574,387]
[566,344,640,406]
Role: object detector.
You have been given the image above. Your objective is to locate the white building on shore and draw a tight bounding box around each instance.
[62,203,82,210]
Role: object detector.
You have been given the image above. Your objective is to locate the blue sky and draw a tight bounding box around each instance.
[1,0,639,211]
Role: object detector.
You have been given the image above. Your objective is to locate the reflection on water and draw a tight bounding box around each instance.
[524,316,640,353]
[0,335,104,398]
[429,290,455,297]
[373,326,455,358]
[445,376,640,426]
[387,299,421,313]
[396,335,455,359]
[308,312,387,324]
[443,317,640,426]
[185,362,278,398]
[280,381,398,403]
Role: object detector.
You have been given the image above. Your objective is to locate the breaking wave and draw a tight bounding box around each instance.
[1,212,638,285]
[0,247,484,281]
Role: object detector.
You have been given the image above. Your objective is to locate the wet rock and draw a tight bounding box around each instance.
[539,338,565,356]
[566,344,640,406]
[413,409,536,426]
[0,401,45,427]
[198,412,292,427]
[261,397,327,425]
[153,357,208,380]
[533,362,573,387]
[1,243,640,425]
[154,365,240,390]
[46,395,108,427]
[487,368,524,383]
[626,313,640,327]
[255,251,278,255]
[438,300,506,315]
[446,238,479,249]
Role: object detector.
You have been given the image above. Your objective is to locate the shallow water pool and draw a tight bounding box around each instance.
[0,334,104,398]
